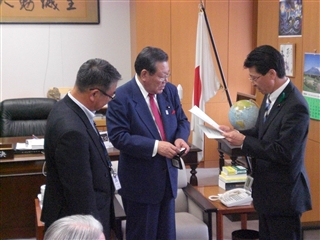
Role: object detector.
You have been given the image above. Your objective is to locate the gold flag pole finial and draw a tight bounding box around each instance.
[199,0,204,12]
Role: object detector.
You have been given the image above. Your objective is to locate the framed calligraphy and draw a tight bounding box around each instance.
[0,0,99,24]
[280,43,295,77]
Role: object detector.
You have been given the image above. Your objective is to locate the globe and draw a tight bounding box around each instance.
[228,100,259,130]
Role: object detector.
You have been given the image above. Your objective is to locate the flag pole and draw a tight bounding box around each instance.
[200,2,233,107]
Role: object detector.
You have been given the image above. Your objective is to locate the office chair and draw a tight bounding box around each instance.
[113,159,216,240]
[0,98,57,137]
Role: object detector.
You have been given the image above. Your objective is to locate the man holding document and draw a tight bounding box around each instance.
[219,45,311,240]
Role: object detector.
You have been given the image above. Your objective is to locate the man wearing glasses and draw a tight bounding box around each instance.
[220,45,312,240]
[107,46,190,240]
[41,58,122,240]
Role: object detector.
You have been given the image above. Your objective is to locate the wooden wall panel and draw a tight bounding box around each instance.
[130,1,171,71]
[228,1,256,98]
[170,1,198,111]
[257,0,279,48]
[303,139,320,222]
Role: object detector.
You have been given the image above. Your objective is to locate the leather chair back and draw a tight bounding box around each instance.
[0,98,57,137]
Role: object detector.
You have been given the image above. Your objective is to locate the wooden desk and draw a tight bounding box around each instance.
[0,137,46,239]
[0,136,201,239]
[195,185,256,240]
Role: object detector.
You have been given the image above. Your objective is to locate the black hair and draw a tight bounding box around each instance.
[244,45,286,78]
[134,46,168,76]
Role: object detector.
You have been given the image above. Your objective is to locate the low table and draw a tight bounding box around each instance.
[194,185,256,240]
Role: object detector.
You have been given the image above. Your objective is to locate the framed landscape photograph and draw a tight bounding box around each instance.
[0,0,99,24]
[280,43,295,77]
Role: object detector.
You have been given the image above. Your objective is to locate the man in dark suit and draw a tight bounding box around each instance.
[220,45,312,240]
[106,46,190,240]
[41,58,122,239]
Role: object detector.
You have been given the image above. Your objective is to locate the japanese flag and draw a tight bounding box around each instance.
[191,11,220,161]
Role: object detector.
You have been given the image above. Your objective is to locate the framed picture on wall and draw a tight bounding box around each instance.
[0,0,99,24]
[280,43,295,77]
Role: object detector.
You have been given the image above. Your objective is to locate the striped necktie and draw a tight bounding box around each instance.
[264,95,271,123]
[148,93,166,140]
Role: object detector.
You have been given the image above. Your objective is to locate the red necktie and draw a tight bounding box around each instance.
[148,93,166,141]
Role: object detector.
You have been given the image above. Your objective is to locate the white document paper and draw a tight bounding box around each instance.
[199,125,224,139]
[189,106,224,133]
[189,106,225,139]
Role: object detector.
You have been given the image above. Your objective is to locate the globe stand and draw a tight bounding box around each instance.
[217,139,252,175]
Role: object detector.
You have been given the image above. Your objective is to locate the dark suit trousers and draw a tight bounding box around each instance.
[258,213,302,240]
[122,174,175,240]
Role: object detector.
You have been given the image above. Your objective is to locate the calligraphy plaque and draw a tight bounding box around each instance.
[0,0,99,24]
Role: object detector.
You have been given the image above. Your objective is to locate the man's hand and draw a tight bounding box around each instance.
[222,130,246,146]
[174,138,190,156]
[157,139,190,159]
[157,141,181,159]
[219,125,232,132]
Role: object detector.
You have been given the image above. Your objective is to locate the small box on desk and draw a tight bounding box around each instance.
[0,144,14,160]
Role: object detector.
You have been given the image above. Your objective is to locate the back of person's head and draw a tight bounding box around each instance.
[134,46,168,76]
[44,215,105,240]
[75,58,121,93]
[244,45,286,78]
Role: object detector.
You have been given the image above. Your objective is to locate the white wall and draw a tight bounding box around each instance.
[0,1,131,101]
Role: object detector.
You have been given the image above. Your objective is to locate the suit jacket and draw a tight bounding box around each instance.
[106,78,190,204]
[241,81,312,215]
[41,95,114,238]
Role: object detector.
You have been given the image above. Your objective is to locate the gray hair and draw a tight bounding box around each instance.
[44,215,104,240]
[76,58,122,93]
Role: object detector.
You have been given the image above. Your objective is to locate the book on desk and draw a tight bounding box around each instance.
[219,165,247,190]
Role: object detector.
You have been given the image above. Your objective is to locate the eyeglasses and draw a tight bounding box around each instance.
[158,73,171,83]
[90,88,115,100]
[248,75,262,82]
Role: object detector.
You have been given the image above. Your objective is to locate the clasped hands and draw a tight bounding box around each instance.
[157,138,190,159]
[219,125,246,146]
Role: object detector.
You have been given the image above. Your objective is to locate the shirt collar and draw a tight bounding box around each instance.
[68,92,96,123]
[269,78,290,102]
[135,74,155,100]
